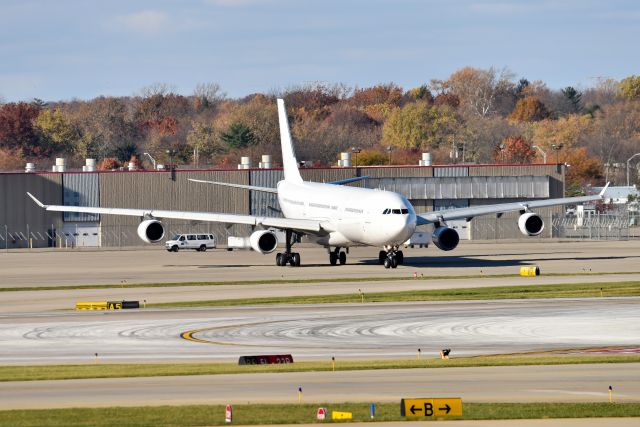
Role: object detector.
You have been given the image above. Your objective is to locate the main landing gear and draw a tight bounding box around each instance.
[378,246,404,269]
[328,247,348,266]
[275,230,301,267]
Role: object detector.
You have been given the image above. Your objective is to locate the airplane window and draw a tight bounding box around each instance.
[401,209,409,214]
[392,209,401,214]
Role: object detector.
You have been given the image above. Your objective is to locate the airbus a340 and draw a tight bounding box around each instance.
[28,99,607,268]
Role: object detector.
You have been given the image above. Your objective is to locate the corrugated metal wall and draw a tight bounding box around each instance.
[0,173,64,248]
[250,169,283,217]
[367,176,549,199]
[63,173,100,222]
[0,164,568,247]
[99,170,251,247]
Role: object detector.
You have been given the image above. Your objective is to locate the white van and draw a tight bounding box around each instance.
[165,234,216,252]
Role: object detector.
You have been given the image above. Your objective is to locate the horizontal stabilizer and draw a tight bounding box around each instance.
[189,179,278,193]
[329,176,369,186]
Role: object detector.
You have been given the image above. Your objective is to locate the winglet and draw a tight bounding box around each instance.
[599,182,610,197]
[27,192,47,208]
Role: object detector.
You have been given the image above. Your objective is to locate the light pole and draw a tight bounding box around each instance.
[143,152,156,170]
[165,149,175,169]
[626,152,640,186]
[387,146,392,165]
[351,147,361,168]
[551,143,564,164]
[532,145,547,163]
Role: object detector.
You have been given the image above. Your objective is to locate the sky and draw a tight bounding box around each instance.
[1,0,639,102]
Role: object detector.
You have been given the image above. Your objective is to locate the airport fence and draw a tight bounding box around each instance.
[0,223,252,250]
[552,209,640,240]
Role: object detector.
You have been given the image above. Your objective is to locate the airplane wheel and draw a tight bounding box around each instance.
[383,257,391,269]
[339,251,346,265]
[378,251,386,264]
[391,256,398,269]
[396,251,403,265]
[292,252,301,267]
[329,252,338,265]
[276,253,283,266]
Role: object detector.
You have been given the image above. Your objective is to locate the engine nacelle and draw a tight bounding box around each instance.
[432,226,459,251]
[249,230,278,254]
[518,212,544,236]
[137,219,165,243]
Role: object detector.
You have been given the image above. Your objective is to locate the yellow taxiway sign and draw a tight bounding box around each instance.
[401,398,462,417]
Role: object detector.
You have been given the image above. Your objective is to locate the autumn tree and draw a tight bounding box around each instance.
[0,102,42,157]
[445,66,514,117]
[382,102,460,150]
[509,96,550,122]
[356,149,388,166]
[494,136,536,164]
[350,83,403,107]
[617,75,640,100]
[187,121,222,161]
[34,109,78,156]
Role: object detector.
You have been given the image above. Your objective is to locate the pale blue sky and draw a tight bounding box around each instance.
[1,0,639,102]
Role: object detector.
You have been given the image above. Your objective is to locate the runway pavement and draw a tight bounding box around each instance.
[1,298,638,364]
[1,363,638,409]
[2,240,640,288]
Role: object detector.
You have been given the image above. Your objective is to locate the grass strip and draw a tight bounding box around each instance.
[2,402,640,427]
[2,354,640,382]
[151,281,640,308]
[4,271,640,292]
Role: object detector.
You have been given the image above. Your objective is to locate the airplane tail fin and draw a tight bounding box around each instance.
[277,98,303,184]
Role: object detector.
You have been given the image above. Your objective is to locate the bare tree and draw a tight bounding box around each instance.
[137,82,175,98]
[193,82,226,106]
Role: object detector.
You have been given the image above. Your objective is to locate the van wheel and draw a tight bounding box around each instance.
[171,245,179,252]
[199,245,206,252]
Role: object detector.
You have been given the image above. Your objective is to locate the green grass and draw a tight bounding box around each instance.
[2,402,639,427]
[151,281,640,308]
[2,353,640,382]
[3,271,640,292]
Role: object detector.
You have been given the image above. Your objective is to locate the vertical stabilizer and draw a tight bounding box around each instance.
[277,99,303,183]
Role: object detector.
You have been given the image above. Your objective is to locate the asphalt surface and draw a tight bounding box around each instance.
[2,240,640,288]
[1,364,639,409]
[1,239,639,421]
[2,298,639,364]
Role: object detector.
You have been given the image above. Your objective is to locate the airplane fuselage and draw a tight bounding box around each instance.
[277,180,417,247]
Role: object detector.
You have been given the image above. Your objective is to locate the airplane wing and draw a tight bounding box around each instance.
[416,184,609,225]
[26,192,323,233]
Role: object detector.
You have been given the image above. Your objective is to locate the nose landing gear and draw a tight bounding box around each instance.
[379,246,404,269]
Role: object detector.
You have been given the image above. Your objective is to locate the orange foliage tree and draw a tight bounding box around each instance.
[494,136,536,164]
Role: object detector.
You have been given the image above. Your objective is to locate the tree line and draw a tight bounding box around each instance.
[1,70,640,192]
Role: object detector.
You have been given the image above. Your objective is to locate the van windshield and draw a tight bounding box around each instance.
[172,234,181,240]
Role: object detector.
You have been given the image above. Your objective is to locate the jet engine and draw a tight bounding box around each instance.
[249,230,278,254]
[137,219,165,243]
[518,212,544,236]
[432,226,459,251]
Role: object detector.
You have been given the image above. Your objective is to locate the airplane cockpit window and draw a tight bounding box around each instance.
[392,209,401,214]
[401,209,409,214]
[383,209,390,214]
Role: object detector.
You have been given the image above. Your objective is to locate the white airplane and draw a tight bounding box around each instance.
[28,99,608,268]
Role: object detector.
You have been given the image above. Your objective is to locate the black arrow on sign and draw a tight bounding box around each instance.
[439,404,451,414]
[410,405,423,415]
